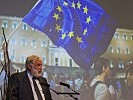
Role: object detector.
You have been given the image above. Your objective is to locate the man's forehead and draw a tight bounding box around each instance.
[34,59,42,63]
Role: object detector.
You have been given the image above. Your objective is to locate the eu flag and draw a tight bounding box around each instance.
[22,0,117,70]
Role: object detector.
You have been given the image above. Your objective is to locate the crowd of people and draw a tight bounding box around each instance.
[7,55,133,100]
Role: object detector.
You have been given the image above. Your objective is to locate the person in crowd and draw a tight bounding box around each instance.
[108,78,117,100]
[9,55,52,100]
[90,57,111,100]
[125,63,133,100]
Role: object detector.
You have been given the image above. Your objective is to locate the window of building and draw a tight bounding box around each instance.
[12,49,15,55]
[31,40,36,48]
[127,61,133,65]
[10,55,15,62]
[12,22,18,29]
[41,41,46,47]
[11,38,17,45]
[21,38,27,46]
[123,33,128,40]
[118,61,124,68]
[125,47,130,54]
[22,24,28,30]
[114,33,119,39]
[117,47,121,54]
[109,46,114,53]
[32,28,37,31]
[69,59,72,67]
[0,52,3,60]
[2,21,8,28]
[49,41,54,47]
[131,34,133,40]
[42,57,46,64]
[109,60,114,68]
[55,58,58,66]
[20,56,25,63]
[0,36,4,44]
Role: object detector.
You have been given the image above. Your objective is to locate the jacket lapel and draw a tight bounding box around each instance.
[22,71,34,99]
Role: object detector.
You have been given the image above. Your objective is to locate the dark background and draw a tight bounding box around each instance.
[0,0,133,29]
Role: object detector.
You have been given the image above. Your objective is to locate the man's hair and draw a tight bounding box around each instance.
[94,57,109,76]
[25,55,41,70]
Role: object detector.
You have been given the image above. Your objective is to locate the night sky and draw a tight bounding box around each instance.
[0,0,133,29]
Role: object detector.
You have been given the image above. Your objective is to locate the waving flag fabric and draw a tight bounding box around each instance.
[22,0,117,70]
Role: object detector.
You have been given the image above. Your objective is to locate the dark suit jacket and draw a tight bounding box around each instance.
[9,70,52,100]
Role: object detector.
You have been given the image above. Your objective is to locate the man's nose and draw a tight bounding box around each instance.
[39,66,42,70]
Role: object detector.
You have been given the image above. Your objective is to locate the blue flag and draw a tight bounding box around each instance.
[22,0,117,70]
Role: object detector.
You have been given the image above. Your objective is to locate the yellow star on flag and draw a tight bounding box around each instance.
[71,1,76,9]
[61,33,66,39]
[56,6,62,13]
[63,1,69,6]
[76,35,83,43]
[83,28,88,35]
[68,31,74,38]
[83,6,88,14]
[86,16,91,24]
[53,13,60,21]
[55,24,61,32]
[77,1,81,9]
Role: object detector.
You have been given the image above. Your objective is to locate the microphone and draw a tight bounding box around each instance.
[60,82,70,88]
[38,78,50,87]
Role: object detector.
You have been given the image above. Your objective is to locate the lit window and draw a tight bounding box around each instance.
[125,47,130,54]
[11,55,15,62]
[31,40,36,48]
[22,24,28,30]
[12,22,18,29]
[21,38,27,46]
[55,58,58,66]
[2,21,8,28]
[0,37,4,44]
[109,46,114,53]
[20,56,25,63]
[49,41,54,47]
[114,33,119,39]
[118,61,124,68]
[117,47,121,54]
[69,59,72,67]
[131,34,133,40]
[42,57,46,64]
[11,38,17,45]
[0,52,3,60]
[41,41,46,47]
[32,28,37,31]
[123,34,128,40]
[109,60,114,68]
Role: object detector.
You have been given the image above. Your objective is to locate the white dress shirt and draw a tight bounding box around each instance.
[27,71,45,100]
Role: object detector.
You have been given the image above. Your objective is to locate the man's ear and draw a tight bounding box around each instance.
[27,64,32,70]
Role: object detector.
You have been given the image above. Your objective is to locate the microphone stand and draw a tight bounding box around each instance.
[49,88,59,95]
[57,92,79,100]
[57,85,80,100]
[49,87,79,100]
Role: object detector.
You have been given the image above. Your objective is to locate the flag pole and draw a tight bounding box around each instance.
[0,21,22,50]
[6,21,22,43]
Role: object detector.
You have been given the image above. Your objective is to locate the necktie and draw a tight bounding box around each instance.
[32,77,43,100]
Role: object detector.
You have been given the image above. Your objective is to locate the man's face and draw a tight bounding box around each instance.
[29,59,43,77]
[126,72,133,87]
